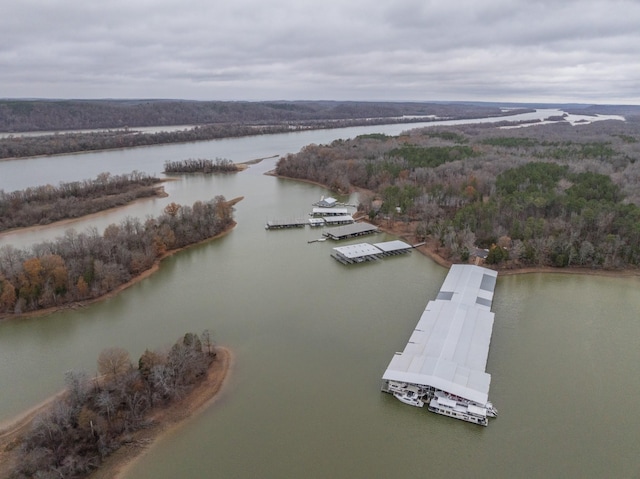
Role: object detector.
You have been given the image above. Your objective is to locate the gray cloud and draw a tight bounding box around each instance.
[1,0,639,103]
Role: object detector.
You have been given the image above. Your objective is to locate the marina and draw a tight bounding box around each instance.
[381,264,499,426]
[3,112,639,478]
[331,240,412,264]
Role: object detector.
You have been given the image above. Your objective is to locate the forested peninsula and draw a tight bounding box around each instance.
[0,332,229,479]
[0,100,532,159]
[275,118,640,270]
[0,172,165,233]
[0,196,238,318]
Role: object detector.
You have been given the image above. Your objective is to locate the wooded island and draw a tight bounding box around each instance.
[0,197,237,317]
[0,331,227,479]
[0,172,165,233]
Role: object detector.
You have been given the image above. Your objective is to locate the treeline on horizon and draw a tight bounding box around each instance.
[0,171,163,232]
[0,196,234,316]
[8,331,217,479]
[275,118,640,269]
[164,158,239,174]
[0,99,521,132]
[0,101,540,160]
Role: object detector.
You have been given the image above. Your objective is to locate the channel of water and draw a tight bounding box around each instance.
[1,109,638,478]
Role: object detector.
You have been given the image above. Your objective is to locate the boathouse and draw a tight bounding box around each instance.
[381,264,499,425]
[265,218,308,229]
[308,218,325,227]
[311,207,349,217]
[314,196,338,208]
[323,215,355,225]
[331,240,411,264]
[323,222,378,240]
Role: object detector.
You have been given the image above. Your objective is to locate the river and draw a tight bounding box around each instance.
[0,109,638,478]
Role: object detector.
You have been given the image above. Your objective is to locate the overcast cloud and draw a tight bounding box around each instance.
[2,0,639,103]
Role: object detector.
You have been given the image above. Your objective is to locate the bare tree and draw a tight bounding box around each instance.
[97,347,131,380]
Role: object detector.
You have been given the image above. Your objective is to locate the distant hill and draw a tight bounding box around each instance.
[0,99,528,132]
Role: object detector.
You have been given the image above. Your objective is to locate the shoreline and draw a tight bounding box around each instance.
[90,347,232,479]
[0,347,232,479]
[0,189,169,240]
[0,196,244,322]
[271,171,640,279]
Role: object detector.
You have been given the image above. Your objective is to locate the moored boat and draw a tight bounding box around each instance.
[393,389,425,408]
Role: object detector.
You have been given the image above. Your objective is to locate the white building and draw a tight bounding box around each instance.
[381,264,499,425]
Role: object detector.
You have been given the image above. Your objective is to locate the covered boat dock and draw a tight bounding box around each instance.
[331,240,412,264]
[381,264,499,425]
[323,222,379,240]
[265,218,308,229]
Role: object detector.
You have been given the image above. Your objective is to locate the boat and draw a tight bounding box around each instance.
[427,391,489,426]
[386,381,408,393]
[393,389,424,408]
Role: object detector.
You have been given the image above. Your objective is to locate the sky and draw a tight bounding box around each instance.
[2,0,640,104]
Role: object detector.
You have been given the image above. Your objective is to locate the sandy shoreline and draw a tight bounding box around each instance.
[0,347,232,479]
[0,197,243,322]
[90,347,232,479]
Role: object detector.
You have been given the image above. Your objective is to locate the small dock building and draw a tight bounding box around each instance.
[323,222,379,241]
[381,264,499,426]
[323,215,355,226]
[331,240,412,264]
[265,219,308,230]
[311,207,349,217]
[314,196,338,208]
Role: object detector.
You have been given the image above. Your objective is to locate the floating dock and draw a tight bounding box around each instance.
[310,207,350,217]
[331,240,412,264]
[265,219,308,229]
[322,215,355,225]
[381,264,499,426]
[323,222,379,240]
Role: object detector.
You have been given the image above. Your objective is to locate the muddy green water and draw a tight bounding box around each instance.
[1,115,639,478]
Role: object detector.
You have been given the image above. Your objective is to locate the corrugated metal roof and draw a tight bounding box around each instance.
[333,243,381,259]
[373,240,412,252]
[324,222,378,238]
[382,265,498,405]
[323,215,354,224]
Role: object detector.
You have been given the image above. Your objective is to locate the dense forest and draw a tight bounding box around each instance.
[0,196,235,316]
[0,172,164,232]
[0,99,528,132]
[7,331,217,479]
[0,123,292,159]
[0,101,538,159]
[275,118,640,269]
[163,158,240,174]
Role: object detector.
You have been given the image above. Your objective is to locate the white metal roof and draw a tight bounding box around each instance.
[323,215,354,223]
[324,222,378,238]
[373,240,412,252]
[318,196,337,206]
[333,243,381,259]
[382,265,498,405]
